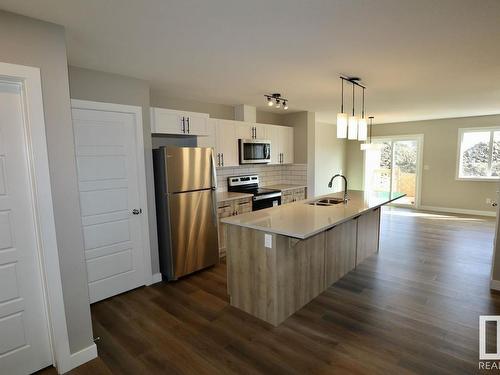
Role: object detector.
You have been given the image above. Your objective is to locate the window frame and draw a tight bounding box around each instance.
[456,126,500,181]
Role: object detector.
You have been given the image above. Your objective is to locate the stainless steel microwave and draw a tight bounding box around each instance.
[238,139,271,164]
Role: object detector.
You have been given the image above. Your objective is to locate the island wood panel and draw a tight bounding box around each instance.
[325,219,357,286]
[226,226,277,324]
[226,225,325,326]
[275,233,325,324]
[356,208,381,265]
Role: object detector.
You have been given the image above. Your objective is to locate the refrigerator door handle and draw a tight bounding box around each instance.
[181,116,186,133]
[211,150,217,190]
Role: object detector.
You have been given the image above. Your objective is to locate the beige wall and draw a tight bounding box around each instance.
[346,141,365,190]
[282,111,309,164]
[0,12,93,353]
[281,111,315,195]
[68,66,161,275]
[256,110,286,126]
[315,122,347,196]
[346,114,500,213]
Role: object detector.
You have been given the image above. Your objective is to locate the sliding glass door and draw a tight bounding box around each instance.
[363,135,423,207]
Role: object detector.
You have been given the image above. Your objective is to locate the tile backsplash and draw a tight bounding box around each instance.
[216,164,307,191]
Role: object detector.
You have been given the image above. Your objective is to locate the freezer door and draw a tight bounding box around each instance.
[168,189,219,279]
[166,147,214,192]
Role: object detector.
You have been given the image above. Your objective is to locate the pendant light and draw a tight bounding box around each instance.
[347,81,358,140]
[361,116,375,150]
[336,78,347,138]
[358,87,367,141]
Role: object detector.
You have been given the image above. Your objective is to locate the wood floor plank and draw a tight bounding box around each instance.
[41,207,499,375]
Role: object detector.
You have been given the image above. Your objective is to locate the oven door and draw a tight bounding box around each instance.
[252,193,281,211]
[239,139,271,164]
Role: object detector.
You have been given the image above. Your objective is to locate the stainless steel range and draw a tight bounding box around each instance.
[228,175,281,211]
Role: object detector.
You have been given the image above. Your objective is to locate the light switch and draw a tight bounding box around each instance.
[264,234,272,248]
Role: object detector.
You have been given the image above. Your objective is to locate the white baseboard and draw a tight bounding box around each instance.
[151,272,163,284]
[58,343,97,374]
[490,279,500,291]
[419,205,496,217]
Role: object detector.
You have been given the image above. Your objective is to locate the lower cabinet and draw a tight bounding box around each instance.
[217,197,252,258]
[356,208,381,266]
[281,187,306,205]
[325,219,357,285]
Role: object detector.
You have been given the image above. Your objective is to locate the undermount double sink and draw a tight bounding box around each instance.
[307,196,347,206]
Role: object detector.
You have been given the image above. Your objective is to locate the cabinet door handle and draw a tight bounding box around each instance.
[181,117,186,133]
[221,153,224,166]
[187,117,190,134]
[132,208,142,215]
[217,153,220,166]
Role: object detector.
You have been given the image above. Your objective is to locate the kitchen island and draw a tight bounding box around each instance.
[221,190,405,326]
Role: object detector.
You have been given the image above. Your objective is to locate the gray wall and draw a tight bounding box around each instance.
[346,114,500,213]
[68,66,161,274]
[150,89,235,120]
[315,122,347,196]
[0,12,93,353]
[151,88,286,125]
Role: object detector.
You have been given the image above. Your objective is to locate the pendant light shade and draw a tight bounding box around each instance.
[347,81,358,140]
[348,115,358,139]
[336,78,347,139]
[361,116,376,150]
[337,113,348,138]
[357,87,367,141]
[358,117,367,141]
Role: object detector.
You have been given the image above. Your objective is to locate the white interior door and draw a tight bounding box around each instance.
[72,103,150,303]
[0,81,52,374]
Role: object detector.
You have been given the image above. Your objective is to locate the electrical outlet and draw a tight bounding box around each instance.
[264,234,272,248]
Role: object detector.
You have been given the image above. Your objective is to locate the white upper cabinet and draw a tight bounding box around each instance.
[282,126,294,164]
[267,125,294,164]
[235,122,268,140]
[197,118,217,149]
[150,107,209,135]
[215,120,239,167]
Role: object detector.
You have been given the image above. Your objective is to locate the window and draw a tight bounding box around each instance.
[457,127,500,180]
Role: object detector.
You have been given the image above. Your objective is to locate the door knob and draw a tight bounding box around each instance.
[132,208,142,215]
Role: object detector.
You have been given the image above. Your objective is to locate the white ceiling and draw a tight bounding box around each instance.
[1,0,500,123]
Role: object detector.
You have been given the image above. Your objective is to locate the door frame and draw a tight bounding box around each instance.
[0,62,78,373]
[70,99,153,286]
[363,134,424,208]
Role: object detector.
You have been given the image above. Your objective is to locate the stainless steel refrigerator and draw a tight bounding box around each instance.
[153,146,219,280]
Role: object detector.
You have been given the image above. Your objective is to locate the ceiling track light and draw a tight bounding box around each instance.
[264,93,289,110]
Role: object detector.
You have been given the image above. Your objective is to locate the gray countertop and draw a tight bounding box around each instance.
[221,190,406,239]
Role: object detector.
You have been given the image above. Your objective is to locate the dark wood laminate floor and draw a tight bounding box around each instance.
[41,207,499,374]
